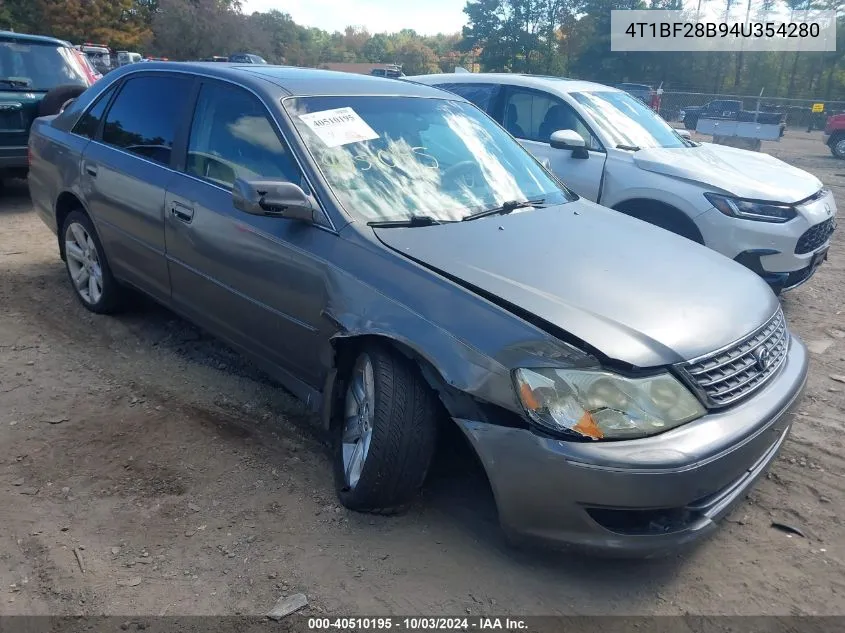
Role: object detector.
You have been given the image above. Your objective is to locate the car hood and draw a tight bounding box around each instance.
[632,143,822,203]
[373,201,779,368]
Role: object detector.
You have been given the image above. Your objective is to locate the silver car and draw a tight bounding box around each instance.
[28,63,808,554]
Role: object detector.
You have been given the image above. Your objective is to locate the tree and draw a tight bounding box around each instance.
[35,0,151,48]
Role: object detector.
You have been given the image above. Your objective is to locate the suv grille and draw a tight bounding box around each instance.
[795,217,836,254]
[678,309,789,408]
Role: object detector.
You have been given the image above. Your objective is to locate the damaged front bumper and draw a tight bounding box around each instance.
[455,336,807,556]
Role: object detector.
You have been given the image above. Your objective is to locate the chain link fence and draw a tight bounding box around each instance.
[657,91,845,130]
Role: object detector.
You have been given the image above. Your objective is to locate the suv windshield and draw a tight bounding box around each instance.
[285,95,572,223]
[571,90,687,150]
[0,39,87,91]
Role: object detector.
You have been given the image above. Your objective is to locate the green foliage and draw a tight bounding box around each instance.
[0,0,842,98]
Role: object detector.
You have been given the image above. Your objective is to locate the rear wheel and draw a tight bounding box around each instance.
[333,346,438,514]
[830,134,845,159]
[61,210,125,314]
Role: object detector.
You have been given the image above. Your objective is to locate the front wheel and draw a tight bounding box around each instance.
[333,346,438,514]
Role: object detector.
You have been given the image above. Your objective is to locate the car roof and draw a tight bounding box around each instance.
[0,31,72,47]
[117,62,459,99]
[408,72,619,95]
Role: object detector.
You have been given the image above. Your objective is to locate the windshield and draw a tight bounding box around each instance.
[284,96,572,223]
[0,40,87,91]
[571,90,687,150]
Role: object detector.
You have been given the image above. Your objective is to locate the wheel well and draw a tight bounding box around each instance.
[613,198,704,244]
[55,192,85,259]
[330,334,453,421]
[328,334,499,519]
[829,131,845,145]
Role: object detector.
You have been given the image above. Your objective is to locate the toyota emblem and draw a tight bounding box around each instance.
[753,346,770,371]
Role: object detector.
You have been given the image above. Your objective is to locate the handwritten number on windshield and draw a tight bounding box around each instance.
[351,147,439,171]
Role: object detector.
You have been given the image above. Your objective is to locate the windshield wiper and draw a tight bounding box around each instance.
[616,144,640,151]
[367,215,444,228]
[0,78,31,88]
[462,198,545,222]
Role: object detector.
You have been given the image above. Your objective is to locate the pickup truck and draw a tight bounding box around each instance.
[681,99,786,136]
[824,113,845,158]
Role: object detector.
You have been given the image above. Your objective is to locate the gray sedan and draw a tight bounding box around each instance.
[28,62,807,554]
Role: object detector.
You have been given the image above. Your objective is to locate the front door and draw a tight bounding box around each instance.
[500,86,607,202]
[164,79,334,389]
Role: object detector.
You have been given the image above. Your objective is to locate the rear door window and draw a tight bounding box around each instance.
[438,83,499,113]
[72,85,116,139]
[101,74,191,166]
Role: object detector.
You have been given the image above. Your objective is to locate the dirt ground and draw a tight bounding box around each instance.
[1,129,844,618]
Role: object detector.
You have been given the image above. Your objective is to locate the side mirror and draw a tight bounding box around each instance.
[549,129,588,159]
[677,129,692,140]
[232,178,315,223]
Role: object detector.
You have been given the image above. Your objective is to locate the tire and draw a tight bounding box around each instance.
[829,134,845,159]
[61,209,125,314]
[333,346,438,514]
[39,84,87,117]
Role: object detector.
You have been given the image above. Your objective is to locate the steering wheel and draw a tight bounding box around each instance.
[441,160,482,189]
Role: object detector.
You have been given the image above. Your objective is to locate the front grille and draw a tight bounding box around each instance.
[678,309,789,408]
[795,216,836,254]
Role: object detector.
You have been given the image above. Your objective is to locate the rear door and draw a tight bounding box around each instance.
[80,72,196,302]
[499,86,607,201]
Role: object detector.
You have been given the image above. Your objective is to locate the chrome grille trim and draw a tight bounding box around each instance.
[677,309,789,408]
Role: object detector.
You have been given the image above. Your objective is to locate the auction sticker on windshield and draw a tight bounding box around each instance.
[298,107,379,148]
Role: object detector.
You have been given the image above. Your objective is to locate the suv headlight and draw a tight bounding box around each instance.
[513,368,705,440]
[705,193,797,223]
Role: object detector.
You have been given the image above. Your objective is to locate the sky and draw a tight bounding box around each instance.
[240,0,468,35]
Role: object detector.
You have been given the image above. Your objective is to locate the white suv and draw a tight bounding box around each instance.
[411,73,837,293]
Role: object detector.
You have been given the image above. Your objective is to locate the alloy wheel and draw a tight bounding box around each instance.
[342,354,376,489]
[64,221,104,305]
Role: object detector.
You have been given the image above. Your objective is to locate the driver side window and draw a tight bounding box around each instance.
[502,88,601,151]
[186,81,302,190]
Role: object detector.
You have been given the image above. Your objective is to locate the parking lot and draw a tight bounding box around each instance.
[0,128,843,617]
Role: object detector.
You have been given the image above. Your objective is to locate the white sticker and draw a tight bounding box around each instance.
[298,107,379,148]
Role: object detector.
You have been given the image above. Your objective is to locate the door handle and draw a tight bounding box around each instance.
[170,202,194,223]
[85,165,97,178]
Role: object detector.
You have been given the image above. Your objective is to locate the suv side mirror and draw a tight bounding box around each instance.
[232,178,315,223]
[549,129,588,159]
[677,129,692,140]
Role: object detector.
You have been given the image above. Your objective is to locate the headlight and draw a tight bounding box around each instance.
[513,368,705,441]
[705,193,797,223]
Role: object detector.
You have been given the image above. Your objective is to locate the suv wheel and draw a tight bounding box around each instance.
[830,134,845,159]
[333,346,438,514]
[62,210,125,314]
